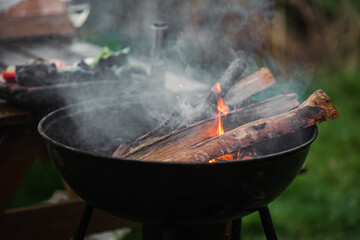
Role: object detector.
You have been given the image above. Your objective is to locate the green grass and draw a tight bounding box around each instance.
[239,69,360,239]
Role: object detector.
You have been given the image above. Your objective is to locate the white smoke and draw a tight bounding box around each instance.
[49,0,311,155]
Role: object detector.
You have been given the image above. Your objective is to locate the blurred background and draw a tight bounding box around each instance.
[2,0,359,239]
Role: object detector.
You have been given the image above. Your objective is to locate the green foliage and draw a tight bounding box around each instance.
[121,227,142,240]
[90,46,130,67]
[8,159,64,209]
[315,0,360,14]
[315,0,340,13]
[247,68,360,239]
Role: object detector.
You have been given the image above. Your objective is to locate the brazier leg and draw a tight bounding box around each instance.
[259,206,278,240]
[143,223,227,240]
[231,218,242,240]
[74,202,94,240]
[163,225,175,240]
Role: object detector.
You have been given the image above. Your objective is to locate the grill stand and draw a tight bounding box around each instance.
[230,206,278,240]
[73,204,278,240]
[73,203,93,240]
[259,206,278,240]
[231,218,242,240]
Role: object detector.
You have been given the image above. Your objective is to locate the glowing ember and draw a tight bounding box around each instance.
[215,154,234,161]
[208,147,258,163]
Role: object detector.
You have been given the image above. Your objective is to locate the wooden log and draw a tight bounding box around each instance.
[160,89,339,163]
[121,93,300,161]
[205,58,247,107]
[224,67,276,107]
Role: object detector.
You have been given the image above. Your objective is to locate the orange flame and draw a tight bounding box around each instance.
[216,97,229,136]
[214,82,222,93]
[217,97,229,115]
[217,114,224,135]
[209,84,260,164]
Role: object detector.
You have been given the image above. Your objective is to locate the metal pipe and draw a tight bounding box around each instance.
[150,21,168,85]
[231,218,242,240]
[73,203,94,240]
[150,21,168,59]
[259,206,278,240]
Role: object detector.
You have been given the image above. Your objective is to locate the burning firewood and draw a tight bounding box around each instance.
[113,58,246,156]
[115,93,300,160]
[165,89,339,163]
[114,64,276,157]
[119,90,339,163]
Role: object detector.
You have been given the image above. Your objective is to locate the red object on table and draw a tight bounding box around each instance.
[2,71,16,84]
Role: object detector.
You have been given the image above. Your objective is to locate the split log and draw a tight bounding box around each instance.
[224,67,276,107]
[162,89,339,163]
[120,93,300,160]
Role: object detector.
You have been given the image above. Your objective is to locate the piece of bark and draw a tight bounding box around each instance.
[224,67,276,107]
[120,93,300,161]
[161,89,339,163]
[112,143,131,158]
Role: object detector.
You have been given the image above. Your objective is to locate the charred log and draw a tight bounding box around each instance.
[121,90,339,163]
[163,89,339,163]
[117,93,300,160]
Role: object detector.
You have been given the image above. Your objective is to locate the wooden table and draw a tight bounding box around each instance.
[0,38,137,239]
[0,38,101,67]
